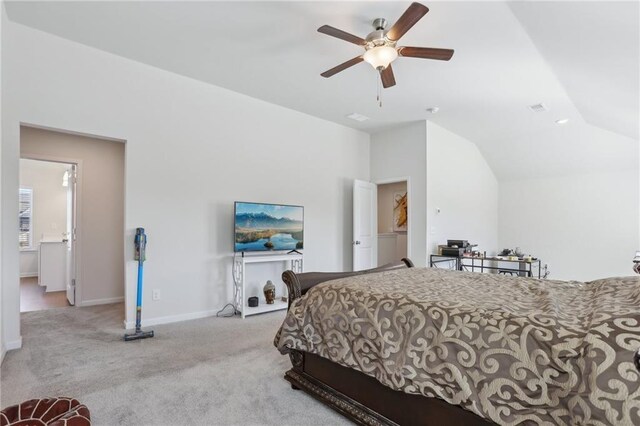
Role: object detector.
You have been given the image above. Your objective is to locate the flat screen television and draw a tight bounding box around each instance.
[234,202,304,252]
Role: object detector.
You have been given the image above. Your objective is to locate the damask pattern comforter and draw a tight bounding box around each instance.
[274,267,640,425]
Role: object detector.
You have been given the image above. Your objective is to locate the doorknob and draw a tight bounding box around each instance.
[354,241,361,245]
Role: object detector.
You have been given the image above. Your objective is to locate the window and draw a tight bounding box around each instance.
[19,188,33,249]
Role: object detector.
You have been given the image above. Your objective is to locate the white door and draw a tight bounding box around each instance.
[353,179,377,271]
[66,165,77,305]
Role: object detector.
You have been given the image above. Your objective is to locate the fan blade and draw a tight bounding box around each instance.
[386,2,429,42]
[321,56,364,78]
[380,65,396,88]
[318,25,365,45]
[398,46,454,61]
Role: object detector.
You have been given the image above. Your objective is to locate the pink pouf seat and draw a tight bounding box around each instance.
[1,397,90,426]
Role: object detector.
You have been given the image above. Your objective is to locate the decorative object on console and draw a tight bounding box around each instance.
[448,240,469,248]
[393,192,407,231]
[263,280,276,304]
[248,296,259,307]
[440,240,477,257]
[440,246,465,257]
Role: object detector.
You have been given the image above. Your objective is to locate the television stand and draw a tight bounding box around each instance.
[287,249,302,255]
[232,253,303,318]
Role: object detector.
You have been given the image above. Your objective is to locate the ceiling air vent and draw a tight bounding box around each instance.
[528,103,548,113]
[346,113,370,122]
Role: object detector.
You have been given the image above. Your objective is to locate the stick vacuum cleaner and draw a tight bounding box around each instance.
[124,227,155,342]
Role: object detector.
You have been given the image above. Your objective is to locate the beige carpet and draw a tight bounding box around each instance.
[0,303,345,425]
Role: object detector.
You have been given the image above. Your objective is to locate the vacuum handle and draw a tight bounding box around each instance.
[135,227,147,262]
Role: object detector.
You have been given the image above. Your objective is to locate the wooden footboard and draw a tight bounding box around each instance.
[280,259,492,425]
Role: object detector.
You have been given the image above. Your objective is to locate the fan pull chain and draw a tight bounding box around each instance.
[376,71,383,108]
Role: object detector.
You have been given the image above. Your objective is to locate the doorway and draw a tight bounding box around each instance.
[352,177,411,271]
[376,180,409,266]
[19,125,126,319]
[19,158,77,312]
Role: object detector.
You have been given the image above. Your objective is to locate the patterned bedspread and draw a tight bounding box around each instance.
[274,267,640,425]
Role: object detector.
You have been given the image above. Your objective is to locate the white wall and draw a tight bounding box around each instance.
[370,121,427,267]
[499,170,639,281]
[1,1,5,361]
[19,158,70,277]
[2,21,370,343]
[19,252,37,278]
[426,122,499,257]
[21,127,125,304]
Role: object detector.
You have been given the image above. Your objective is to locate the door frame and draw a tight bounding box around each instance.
[374,176,412,260]
[19,153,83,307]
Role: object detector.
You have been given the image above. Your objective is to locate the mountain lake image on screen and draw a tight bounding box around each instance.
[234,202,304,252]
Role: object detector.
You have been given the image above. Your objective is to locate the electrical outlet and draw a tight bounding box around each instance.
[152,289,160,301]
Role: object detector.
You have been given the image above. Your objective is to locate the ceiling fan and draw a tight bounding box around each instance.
[318,2,454,89]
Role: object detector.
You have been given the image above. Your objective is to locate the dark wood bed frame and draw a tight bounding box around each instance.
[280,259,640,425]
[281,259,493,426]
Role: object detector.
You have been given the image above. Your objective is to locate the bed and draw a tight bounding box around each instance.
[274,259,640,425]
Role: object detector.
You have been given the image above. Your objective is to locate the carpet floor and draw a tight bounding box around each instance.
[0,303,346,425]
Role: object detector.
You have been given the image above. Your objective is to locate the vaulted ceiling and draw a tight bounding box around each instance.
[4,1,639,180]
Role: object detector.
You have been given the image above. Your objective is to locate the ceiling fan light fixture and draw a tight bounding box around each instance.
[363,45,398,70]
[318,2,452,90]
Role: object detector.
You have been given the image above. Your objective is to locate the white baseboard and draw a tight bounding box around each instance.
[80,296,124,307]
[123,309,220,330]
[20,272,38,278]
[5,337,23,351]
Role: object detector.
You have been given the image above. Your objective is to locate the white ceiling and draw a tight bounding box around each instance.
[509,1,639,141]
[4,1,639,180]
